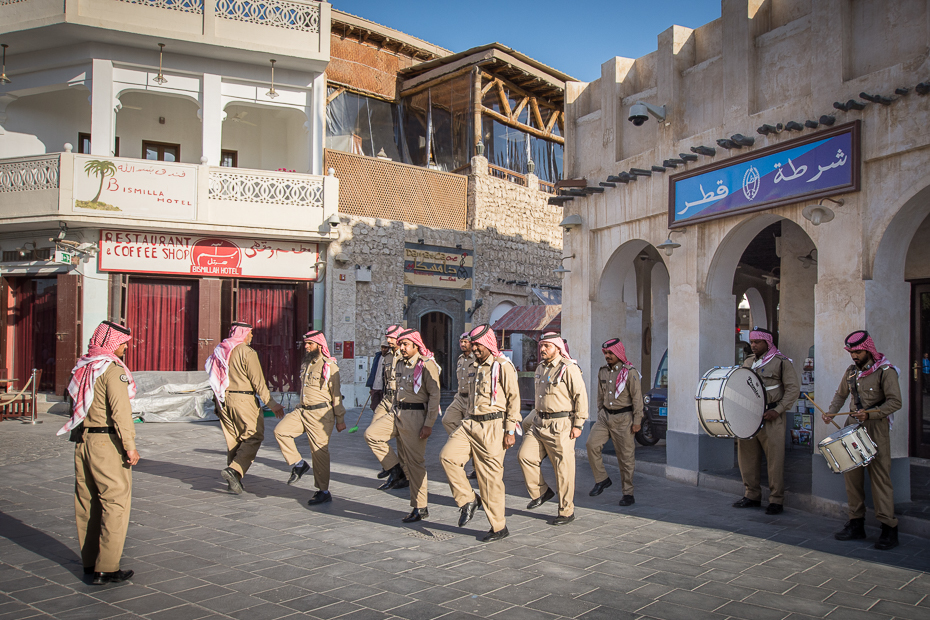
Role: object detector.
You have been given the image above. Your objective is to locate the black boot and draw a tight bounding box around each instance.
[834,518,866,541]
[874,523,899,550]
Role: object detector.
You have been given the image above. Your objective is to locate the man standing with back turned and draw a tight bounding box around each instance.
[59,321,138,585]
[206,321,284,494]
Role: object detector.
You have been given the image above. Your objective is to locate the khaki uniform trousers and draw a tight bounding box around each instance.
[365,407,406,476]
[440,419,507,531]
[586,411,636,495]
[274,407,335,491]
[395,410,429,508]
[442,397,466,435]
[74,433,132,573]
[737,413,786,504]
[519,417,576,516]
[217,393,265,478]
[844,418,897,527]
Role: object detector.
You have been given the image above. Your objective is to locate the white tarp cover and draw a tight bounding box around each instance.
[130,371,217,423]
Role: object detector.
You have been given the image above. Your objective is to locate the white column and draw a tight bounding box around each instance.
[201,73,223,166]
[307,71,326,175]
[90,59,117,156]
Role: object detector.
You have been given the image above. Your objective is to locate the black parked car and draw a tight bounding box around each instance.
[637,349,668,446]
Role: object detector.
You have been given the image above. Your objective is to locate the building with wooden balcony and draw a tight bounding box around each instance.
[0,0,335,394]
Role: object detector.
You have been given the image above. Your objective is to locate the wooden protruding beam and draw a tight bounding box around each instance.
[530,98,544,130]
[545,110,559,133]
[495,80,512,119]
[326,87,346,104]
[481,105,565,145]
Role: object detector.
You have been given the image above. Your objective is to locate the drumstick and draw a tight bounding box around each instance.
[822,409,880,417]
[801,393,841,430]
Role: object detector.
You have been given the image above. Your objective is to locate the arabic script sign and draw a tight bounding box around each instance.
[98,230,320,281]
[73,155,198,221]
[404,243,473,289]
[669,121,860,228]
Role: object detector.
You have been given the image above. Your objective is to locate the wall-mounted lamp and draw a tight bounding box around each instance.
[628,101,666,126]
[553,254,575,274]
[56,221,68,241]
[798,249,818,269]
[559,214,582,231]
[0,44,11,84]
[266,59,279,99]
[657,228,687,257]
[802,198,843,226]
[154,43,167,85]
[333,252,350,263]
[466,298,484,316]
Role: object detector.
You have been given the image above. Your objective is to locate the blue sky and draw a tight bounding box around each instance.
[332,1,723,82]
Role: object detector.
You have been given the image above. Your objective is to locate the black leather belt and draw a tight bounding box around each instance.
[305,402,330,411]
[85,427,117,434]
[458,391,468,396]
[398,402,425,410]
[766,403,778,411]
[537,411,571,420]
[605,406,634,415]
[227,390,255,395]
[469,412,503,423]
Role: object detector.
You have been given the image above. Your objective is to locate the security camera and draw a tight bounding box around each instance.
[628,101,667,126]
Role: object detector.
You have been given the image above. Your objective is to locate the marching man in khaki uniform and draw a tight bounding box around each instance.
[442,333,478,479]
[440,324,521,542]
[274,330,346,505]
[586,338,643,506]
[59,321,139,585]
[206,322,284,494]
[519,332,588,525]
[733,327,800,515]
[825,330,902,550]
[366,325,410,490]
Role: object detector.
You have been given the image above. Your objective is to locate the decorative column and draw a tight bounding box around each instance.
[200,73,223,166]
[90,59,117,156]
[307,72,326,175]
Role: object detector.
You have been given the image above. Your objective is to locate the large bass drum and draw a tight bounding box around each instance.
[696,366,766,439]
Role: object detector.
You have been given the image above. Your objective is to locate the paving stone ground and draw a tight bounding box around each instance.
[1,407,929,620]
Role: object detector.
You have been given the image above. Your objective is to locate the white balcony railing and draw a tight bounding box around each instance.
[0,155,60,192]
[209,167,324,207]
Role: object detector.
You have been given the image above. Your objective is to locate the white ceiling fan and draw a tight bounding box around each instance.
[227,111,257,127]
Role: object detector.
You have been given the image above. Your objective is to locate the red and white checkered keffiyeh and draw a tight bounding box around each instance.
[469,324,509,406]
[397,329,435,394]
[540,332,576,383]
[205,323,252,404]
[748,327,790,369]
[58,322,135,436]
[844,330,896,379]
[602,338,634,398]
[304,330,333,386]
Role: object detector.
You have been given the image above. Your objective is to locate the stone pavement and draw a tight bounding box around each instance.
[1,407,929,620]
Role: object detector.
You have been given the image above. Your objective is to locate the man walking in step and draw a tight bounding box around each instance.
[366,325,411,490]
[732,327,800,515]
[519,332,588,526]
[442,333,478,479]
[825,330,902,550]
[366,343,390,412]
[274,330,346,505]
[586,338,644,507]
[59,321,139,585]
[206,322,284,494]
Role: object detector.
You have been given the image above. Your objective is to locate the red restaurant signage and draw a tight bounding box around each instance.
[98,230,321,281]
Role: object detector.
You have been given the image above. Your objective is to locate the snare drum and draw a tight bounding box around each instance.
[818,425,878,474]
[695,366,766,439]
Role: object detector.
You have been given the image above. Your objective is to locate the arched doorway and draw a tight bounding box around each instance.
[420,311,453,390]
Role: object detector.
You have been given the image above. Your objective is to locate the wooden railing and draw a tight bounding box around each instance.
[488,163,526,187]
[538,180,555,194]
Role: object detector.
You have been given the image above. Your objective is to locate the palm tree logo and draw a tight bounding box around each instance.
[84,160,117,202]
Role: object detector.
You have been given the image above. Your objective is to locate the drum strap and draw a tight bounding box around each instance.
[847,367,886,414]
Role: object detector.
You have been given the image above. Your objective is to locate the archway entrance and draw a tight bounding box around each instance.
[420,311,453,390]
[907,211,930,457]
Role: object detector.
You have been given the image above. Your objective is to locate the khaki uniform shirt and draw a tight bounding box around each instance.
[455,353,475,396]
[828,363,902,420]
[85,363,135,452]
[467,355,522,432]
[534,358,588,427]
[299,354,347,424]
[741,353,801,415]
[226,344,278,409]
[395,352,441,427]
[596,364,644,425]
[381,350,398,406]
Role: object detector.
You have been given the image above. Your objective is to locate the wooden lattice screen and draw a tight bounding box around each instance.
[324,149,468,231]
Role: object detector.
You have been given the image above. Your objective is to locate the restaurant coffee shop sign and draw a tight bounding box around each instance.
[98,230,321,281]
[73,155,198,221]
[669,121,860,228]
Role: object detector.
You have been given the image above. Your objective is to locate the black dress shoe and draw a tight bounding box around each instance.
[92,569,134,585]
[403,507,429,523]
[288,461,311,485]
[618,495,635,507]
[765,503,783,515]
[221,467,243,495]
[467,469,478,480]
[589,478,612,497]
[482,526,509,542]
[550,513,575,526]
[377,468,392,479]
[307,490,332,505]
[732,497,761,508]
[389,477,409,489]
[458,496,481,527]
[377,465,403,490]
[526,488,555,510]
